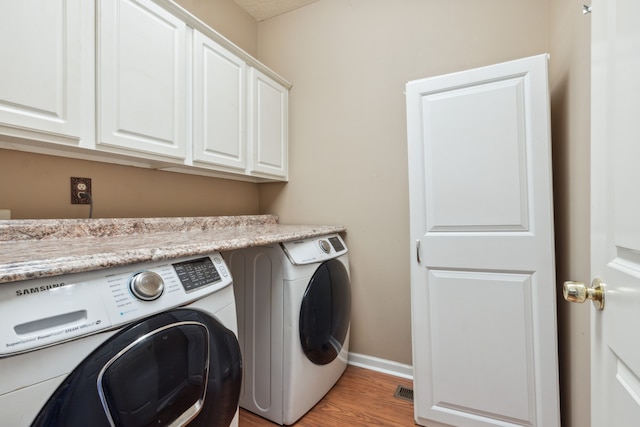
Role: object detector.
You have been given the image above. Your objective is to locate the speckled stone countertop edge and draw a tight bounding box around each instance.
[0,216,346,284]
[0,215,279,241]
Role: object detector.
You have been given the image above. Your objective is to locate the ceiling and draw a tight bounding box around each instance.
[233,0,320,21]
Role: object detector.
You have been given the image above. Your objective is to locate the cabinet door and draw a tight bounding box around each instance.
[193,30,246,171]
[0,0,84,142]
[248,68,288,180]
[98,0,186,160]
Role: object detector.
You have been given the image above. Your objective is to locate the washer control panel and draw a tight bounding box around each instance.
[0,253,231,356]
[280,234,348,265]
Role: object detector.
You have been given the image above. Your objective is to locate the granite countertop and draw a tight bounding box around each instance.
[0,215,346,284]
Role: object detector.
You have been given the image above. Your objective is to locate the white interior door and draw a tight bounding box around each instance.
[406,54,560,427]
[586,0,640,425]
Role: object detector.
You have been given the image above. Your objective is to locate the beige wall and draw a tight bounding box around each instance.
[548,2,591,427]
[176,0,258,56]
[0,0,259,220]
[0,149,259,219]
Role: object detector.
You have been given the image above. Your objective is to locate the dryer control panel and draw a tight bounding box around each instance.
[280,234,348,265]
[0,253,232,356]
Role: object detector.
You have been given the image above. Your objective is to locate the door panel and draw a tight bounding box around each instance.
[407,54,559,427]
[424,77,529,232]
[427,270,535,424]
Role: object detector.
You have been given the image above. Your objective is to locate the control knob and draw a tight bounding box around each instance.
[129,271,164,301]
[319,240,331,254]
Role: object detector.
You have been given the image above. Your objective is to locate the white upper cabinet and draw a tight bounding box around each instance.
[0,0,89,145]
[0,0,289,181]
[192,30,247,171]
[248,68,289,180]
[97,0,187,160]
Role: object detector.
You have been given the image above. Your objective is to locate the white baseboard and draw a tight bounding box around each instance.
[347,352,413,381]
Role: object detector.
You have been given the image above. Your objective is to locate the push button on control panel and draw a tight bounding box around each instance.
[213,256,229,277]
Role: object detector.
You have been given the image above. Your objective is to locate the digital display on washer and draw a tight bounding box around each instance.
[172,257,221,292]
[328,237,345,252]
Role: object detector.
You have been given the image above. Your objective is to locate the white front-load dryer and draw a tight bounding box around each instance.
[224,234,350,425]
[0,253,242,427]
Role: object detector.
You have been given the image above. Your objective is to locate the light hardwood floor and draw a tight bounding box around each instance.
[239,365,416,426]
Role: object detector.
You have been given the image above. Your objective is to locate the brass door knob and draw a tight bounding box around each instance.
[563,278,605,310]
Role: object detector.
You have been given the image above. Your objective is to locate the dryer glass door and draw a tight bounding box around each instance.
[299,259,351,365]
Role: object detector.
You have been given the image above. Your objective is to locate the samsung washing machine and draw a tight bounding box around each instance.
[224,233,350,425]
[0,253,242,427]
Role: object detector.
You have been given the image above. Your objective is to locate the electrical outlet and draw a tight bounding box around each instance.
[71,177,92,204]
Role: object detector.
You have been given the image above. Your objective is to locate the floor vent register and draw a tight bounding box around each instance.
[393,385,414,402]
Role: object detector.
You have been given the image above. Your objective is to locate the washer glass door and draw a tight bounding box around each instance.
[99,321,209,427]
[299,259,351,365]
[31,309,241,427]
